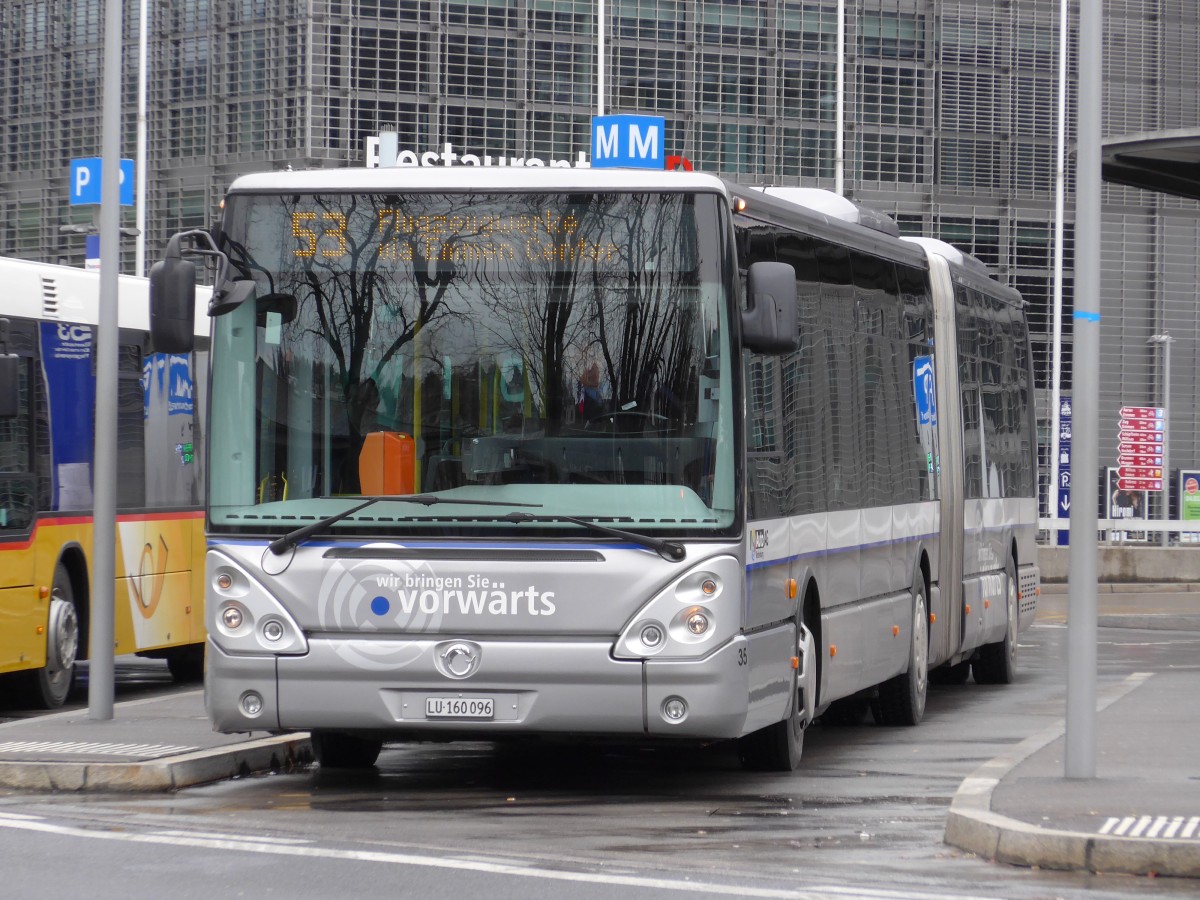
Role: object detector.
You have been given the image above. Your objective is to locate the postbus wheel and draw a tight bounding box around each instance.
[20,563,80,709]
[165,645,206,683]
[876,574,929,726]
[973,558,1019,685]
[310,730,384,769]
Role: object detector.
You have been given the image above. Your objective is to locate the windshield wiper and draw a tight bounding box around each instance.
[267,495,543,555]
[501,512,686,563]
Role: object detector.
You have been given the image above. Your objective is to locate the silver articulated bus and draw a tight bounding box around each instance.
[148,167,1039,770]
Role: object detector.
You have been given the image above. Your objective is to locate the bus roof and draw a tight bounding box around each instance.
[901,237,1023,306]
[0,255,210,336]
[225,166,732,196]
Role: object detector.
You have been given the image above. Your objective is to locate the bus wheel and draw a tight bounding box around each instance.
[738,622,814,771]
[876,576,928,726]
[166,645,206,683]
[930,660,971,685]
[974,559,1018,685]
[311,730,384,769]
[22,564,80,709]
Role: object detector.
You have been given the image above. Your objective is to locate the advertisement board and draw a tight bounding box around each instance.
[1179,470,1200,543]
[1107,465,1147,542]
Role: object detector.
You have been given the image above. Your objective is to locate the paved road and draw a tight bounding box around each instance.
[3,608,1197,899]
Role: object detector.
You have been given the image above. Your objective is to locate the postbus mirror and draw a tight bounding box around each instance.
[0,319,19,418]
[255,292,297,326]
[0,357,17,418]
[742,261,799,354]
[209,278,257,317]
[149,254,197,354]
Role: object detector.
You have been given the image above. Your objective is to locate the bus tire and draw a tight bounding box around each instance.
[876,574,929,726]
[166,645,206,683]
[738,622,813,771]
[930,660,972,685]
[973,558,1018,685]
[20,563,80,709]
[311,730,383,769]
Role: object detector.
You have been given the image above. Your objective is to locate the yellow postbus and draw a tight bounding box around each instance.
[0,257,210,707]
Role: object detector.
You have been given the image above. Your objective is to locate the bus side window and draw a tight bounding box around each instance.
[0,329,35,531]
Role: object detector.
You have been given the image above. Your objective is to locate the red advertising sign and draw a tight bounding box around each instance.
[1119,477,1163,491]
[1119,465,1162,479]
[1119,406,1163,420]
[1119,452,1163,467]
[1118,419,1165,435]
[1118,435,1164,450]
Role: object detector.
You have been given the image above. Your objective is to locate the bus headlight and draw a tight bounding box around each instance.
[640,623,665,648]
[613,556,741,660]
[207,552,308,656]
[220,605,244,630]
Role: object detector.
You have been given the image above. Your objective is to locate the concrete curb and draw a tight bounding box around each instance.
[943,673,1200,878]
[0,735,313,793]
[1096,614,1200,631]
[1039,582,1200,594]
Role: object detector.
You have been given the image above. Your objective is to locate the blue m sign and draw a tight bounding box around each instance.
[590,115,667,169]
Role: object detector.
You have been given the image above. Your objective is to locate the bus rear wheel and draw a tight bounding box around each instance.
[311,730,384,769]
[20,563,79,709]
[973,559,1019,685]
[876,575,928,726]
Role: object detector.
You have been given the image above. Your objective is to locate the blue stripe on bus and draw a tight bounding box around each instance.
[744,520,1021,571]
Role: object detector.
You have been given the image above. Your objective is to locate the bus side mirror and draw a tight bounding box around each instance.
[742,261,799,354]
[0,319,17,418]
[0,354,17,418]
[149,254,197,354]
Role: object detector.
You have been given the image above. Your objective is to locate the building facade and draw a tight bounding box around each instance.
[3,0,1199,521]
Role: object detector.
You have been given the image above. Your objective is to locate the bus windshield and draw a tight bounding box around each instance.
[210,190,737,539]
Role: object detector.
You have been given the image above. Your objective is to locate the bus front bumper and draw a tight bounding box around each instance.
[204,635,750,741]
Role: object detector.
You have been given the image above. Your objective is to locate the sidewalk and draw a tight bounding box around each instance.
[0,690,311,792]
[944,588,1200,878]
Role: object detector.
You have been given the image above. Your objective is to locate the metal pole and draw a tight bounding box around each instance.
[1164,336,1171,546]
[1150,335,1172,547]
[596,0,605,116]
[89,0,124,720]
[1065,0,1102,779]
[1049,0,1069,539]
[835,0,845,196]
[135,0,148,276]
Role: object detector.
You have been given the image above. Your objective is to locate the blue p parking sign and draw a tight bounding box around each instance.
[69,157,134,206]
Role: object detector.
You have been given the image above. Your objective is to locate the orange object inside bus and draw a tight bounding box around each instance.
[359,431,416,495]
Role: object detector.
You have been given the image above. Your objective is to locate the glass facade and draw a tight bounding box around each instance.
[2,0,1199,520]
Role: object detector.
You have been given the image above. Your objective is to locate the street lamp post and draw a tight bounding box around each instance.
[1148,333,1173,547]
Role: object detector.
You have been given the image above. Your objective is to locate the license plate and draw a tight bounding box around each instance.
[425,697,494,719]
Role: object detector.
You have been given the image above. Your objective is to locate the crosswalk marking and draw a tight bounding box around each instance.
[0,740,197,758]
[1099,815,1200,839]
